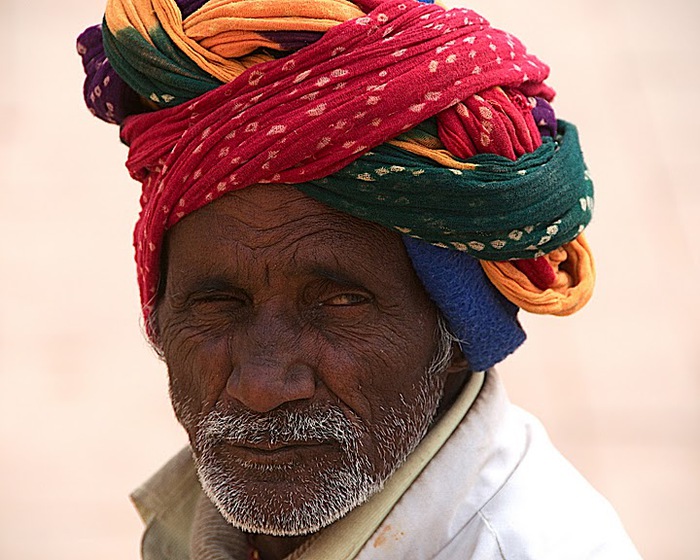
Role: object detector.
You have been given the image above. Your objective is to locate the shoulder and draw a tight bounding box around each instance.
[439,403,643,560]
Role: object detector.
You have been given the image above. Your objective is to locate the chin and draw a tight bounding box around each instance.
[194,449,383,536]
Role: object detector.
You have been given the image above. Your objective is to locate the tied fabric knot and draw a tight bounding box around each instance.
[482,235,595,316]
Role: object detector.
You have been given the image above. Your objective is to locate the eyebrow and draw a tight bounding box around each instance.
[180,275,241,296]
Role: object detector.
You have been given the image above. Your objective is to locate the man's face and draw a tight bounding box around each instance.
[156,184,451,535]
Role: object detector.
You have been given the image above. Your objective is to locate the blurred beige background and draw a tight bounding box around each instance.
[1,0,698,558]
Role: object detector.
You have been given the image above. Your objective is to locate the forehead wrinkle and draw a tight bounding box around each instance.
[217,208,377,251]
[210,213,399,276]
[176,186,420,293]
[203,186,396,249]
[190,217,356,291]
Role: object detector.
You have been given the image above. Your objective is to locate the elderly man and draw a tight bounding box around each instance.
[78,0,641,558]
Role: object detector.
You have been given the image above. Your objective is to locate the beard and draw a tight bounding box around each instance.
[189,319,454,536]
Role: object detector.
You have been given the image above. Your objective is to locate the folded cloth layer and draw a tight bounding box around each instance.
[77,0,596,370]
[481,234,595,316]
[297,120,592,261]
[117,1,553,311]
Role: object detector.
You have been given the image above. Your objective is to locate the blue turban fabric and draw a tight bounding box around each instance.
[403,237,525,371]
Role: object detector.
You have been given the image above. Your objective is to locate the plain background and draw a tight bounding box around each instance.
[1,0,698,558]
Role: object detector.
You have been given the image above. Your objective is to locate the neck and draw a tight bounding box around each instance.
[249,533,311,560]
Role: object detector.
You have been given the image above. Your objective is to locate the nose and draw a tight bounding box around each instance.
[225,305,316,413]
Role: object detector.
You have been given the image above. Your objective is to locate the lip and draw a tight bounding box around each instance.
[238,441,325,453]
[225,441,337,465]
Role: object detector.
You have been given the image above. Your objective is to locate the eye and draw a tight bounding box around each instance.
[194,293,243,303]
[189,290,248,311]
[322,293,371,307]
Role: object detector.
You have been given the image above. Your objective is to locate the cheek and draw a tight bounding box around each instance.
[162,322,232,430]
[318,315,437,425]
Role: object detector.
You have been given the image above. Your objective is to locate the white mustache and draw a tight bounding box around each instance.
[196,403,360,449]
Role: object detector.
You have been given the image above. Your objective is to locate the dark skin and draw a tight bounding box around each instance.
[155,184,469,560]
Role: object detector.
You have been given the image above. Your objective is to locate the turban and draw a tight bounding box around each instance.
[77,0,595,371]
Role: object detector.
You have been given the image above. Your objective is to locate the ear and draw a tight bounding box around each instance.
[480,233,595,316]
[146,305,165,360]
[437,345,472,414]
[446,343,470,375]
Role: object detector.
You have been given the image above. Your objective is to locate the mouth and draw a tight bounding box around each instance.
[240,440,326,452]
[223,440,339,466]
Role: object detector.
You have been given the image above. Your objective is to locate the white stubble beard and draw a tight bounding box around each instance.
[188,319,455,536]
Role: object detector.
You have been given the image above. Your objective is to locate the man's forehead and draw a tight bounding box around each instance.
[171,184,399,252]
[163,185,416,287]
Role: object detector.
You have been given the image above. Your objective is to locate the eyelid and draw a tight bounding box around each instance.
[188,288,248,305]
[310,274,374,306]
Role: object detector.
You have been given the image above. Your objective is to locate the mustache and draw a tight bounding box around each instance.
[196,403,360,449]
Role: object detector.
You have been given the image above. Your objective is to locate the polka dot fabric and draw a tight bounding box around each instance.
[116,0,554,317]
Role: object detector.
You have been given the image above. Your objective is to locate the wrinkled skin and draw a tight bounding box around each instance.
[155,184,464,559]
